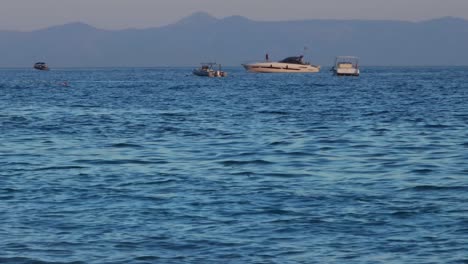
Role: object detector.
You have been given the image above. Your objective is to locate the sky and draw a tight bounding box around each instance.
[1,0,467,31]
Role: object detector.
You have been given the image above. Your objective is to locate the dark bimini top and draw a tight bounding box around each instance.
[279,56,305,65]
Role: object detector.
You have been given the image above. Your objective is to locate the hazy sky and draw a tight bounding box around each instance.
[1,0,468,31]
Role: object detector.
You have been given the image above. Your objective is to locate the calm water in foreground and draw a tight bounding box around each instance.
[1,67,467,263]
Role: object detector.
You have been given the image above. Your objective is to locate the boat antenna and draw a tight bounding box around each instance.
[303,46,309,57]
[302,46,309,63]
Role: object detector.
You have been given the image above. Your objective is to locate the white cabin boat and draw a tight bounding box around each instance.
[332,56,360,76]
[193,63,227,77]
[242,56,320,73]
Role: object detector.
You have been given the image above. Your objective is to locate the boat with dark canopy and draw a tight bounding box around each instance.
[193,63,227,77]
[33,62,49,71]
[242,55,320,73]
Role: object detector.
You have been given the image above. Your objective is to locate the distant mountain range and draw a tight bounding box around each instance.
[1,12,468,67]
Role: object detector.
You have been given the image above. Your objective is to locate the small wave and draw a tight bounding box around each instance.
[0,188,19,194]
[403,185,468,192]
[372,128,390,132]
[317,138,351,144]
[229,171,256,176]
[168,85,193,90]
[74,159,166,165]
[307,126,330,131]
[237,152,257,157]
[262,208,295,215]
[257,110,290,115]
[409,168,434,174]
[391,211,417,218]
[158,111,191,117]
[308,83,328,87]
[394,145,430,151]
[134,256,161,261]
[269,217,326,224]
[424,124,451,129]
[33,166,87,171]
[350,144,372,149]
[159,126,181,133]
[7,115,29,122]
[364,110,390,116]
[269,141,290,146]
[259,172,310,178]
[109,143,144,148]
[69,104,100,108]
[0,257,85,264]
[282,151,311,156]
[117,179,177,187]
[318,146,334,151]
[2,161,34,166]
[220,159,273,166]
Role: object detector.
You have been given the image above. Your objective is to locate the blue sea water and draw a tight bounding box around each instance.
[0,67,467,264]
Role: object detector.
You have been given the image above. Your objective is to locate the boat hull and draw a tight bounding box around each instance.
[333,56,360,76]
[33,65,49,71]
[193,69,212,77]
[193,69,227,77]
[334,68,360,76]
[242,62,320,73]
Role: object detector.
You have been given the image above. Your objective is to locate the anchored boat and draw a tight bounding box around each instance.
[242,55,320,73]
[332,56,360,76]
[33,62,49,71]
[193,63,227,77]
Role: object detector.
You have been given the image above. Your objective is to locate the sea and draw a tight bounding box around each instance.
[0,67,467,264]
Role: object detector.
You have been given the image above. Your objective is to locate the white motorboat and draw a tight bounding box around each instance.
[242,56,320,73]
[332,56,360,76]
[193,63,227,77]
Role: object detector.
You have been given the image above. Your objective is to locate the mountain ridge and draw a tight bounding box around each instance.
[1,13,467,67]
[6,13,468,33]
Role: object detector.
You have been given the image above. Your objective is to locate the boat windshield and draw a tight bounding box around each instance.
[280,56,305,65]
[335,56,359,66]
[200,63,221,71]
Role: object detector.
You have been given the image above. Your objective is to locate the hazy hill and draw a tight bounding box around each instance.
[1,12,467,67]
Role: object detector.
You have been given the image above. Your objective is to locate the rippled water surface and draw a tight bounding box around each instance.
[1,67,467,263]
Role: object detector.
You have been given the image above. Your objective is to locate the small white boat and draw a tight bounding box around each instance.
[33,62,49,71]
[242,55,320,73]
[193,63,227,77]
[332,56,360,76]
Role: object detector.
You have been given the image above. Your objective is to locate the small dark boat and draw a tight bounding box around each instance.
[193,63,227,77]
[33,62,49,71]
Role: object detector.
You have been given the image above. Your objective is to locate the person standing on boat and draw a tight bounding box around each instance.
[265,53,269,62]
